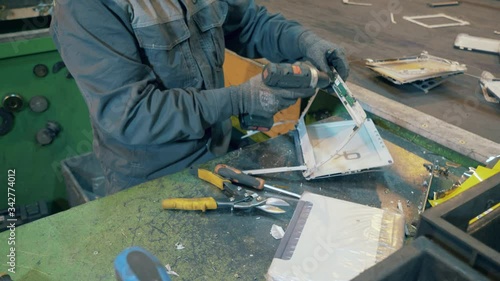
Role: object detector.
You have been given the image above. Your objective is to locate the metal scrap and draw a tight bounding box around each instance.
[165,264,180,277]
[270,224,285,240]
[390,13,396,24]
[175,242,185,250]
[342,0,372,6]
[455,33,500,55]
[366,51,467,93]
[479,71,500,103]
[427,1,460,8]
[403,13,469,28]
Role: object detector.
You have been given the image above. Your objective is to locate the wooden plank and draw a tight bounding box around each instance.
[348,82,500,164]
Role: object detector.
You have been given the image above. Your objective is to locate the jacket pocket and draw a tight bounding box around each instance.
[134,19,190,50]
[133,20,198,88]
[192,1,228,68]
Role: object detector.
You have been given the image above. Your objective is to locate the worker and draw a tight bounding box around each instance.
[50,0,349,195]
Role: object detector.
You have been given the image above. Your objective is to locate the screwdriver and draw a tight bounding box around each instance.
[214,164,302,199]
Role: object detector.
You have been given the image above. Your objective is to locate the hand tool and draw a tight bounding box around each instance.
[114,246,171,281]
[240,52,366,132]
[261,54,366,126]
[239,54,369,176]
[162,169,288,214]
[215,164,302,199]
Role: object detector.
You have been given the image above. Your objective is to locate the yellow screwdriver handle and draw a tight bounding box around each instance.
[162,197,218,212]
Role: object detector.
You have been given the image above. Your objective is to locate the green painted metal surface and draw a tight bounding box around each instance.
[0,129,471,280]
[0,36,56,59]
[0,49,91,211]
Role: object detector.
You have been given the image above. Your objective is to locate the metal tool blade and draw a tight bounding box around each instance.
[266,198,290,207]
[256,205,286,214]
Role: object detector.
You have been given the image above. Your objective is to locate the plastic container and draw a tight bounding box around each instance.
[61,152,106,207]
[417,172,500,280]
[352,237,490,281]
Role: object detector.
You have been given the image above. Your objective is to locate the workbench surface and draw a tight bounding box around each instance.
[0,126,467,281]
[256,0,500,142]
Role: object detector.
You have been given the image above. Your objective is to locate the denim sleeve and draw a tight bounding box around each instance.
[50,0,232,146]
[222,0,306,63]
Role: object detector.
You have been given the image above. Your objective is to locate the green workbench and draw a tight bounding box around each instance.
[0,125,470,281]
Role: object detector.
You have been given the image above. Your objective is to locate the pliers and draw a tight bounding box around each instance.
[162,169,288,214]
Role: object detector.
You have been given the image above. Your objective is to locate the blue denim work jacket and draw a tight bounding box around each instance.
[50,0,306,193]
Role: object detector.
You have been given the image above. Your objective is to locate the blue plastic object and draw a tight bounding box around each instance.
[114,246,172,281]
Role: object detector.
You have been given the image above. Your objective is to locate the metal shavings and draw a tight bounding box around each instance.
[270,224,285,239]
[175,242,185,250]
[165,264,180,277]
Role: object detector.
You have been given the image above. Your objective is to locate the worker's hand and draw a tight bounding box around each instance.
[298,31,350,81]
[231,74,315,120]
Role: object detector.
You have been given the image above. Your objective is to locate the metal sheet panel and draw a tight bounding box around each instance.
[299,119,394,179]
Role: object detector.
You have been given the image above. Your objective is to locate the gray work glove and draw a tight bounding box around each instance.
[298,31,350,81]
[230,74,315,123]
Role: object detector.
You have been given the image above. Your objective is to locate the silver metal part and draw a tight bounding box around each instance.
[265,197,290,207]
[366,51,467,92]
[427,1,460,8]
[29,95,49,113]
[298,118,393,179]
[390,13,396,24]
[309,67,319,88]
[342,0,372,6]
[256,205,285,214]
[479,71,500,103]
[403,13,469,28]
[264,184,302,199]
[454,33,500,55]
[243,166,308,175]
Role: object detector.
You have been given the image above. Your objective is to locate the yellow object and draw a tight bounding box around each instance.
[197,169,228,190]
[162,197,218,212]
[429,163,500,207]
[469,202,500,225]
